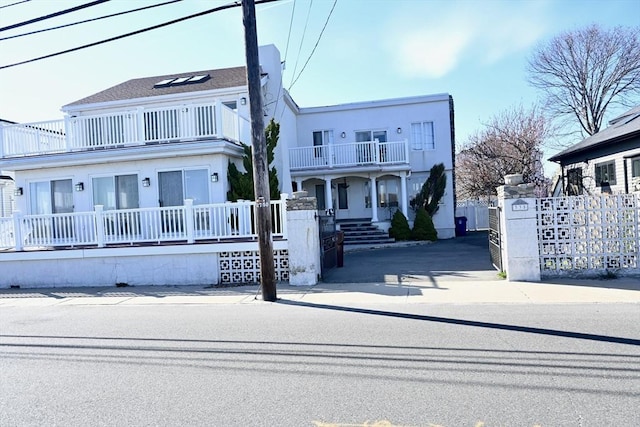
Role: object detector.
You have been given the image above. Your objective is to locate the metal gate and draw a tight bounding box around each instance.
[488,206,502,271]
[318,212,337,275]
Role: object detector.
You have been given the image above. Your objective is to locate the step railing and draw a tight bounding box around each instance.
[2,197,287,251]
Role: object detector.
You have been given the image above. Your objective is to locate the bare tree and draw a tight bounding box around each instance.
[456,105,549,200]
[527,24,640,141]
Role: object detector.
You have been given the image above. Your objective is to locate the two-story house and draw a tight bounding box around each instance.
[0,44,455,287]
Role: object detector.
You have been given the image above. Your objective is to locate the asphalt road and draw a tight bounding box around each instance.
[1,301,639,426]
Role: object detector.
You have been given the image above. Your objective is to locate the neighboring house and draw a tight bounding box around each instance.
[0,119,16,217]
[549,106,640,196]
[0,44,455,241]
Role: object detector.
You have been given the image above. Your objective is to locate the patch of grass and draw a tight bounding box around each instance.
[497,271,507,280]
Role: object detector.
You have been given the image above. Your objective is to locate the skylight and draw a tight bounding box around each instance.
[153,73,211,89]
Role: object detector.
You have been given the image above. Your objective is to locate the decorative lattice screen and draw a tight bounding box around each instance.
[537,195,640,274]
[219,250,289,284]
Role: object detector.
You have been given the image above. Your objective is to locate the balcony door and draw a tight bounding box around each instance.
[29,179,73,240]
[158,169,209,234]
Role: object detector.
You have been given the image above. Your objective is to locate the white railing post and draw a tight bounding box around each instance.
[404,138,410,163]
[184,199,195,243]
[215,99,223,137]
[373,138,379,163]
[280,193,288,239]
[328,144,334,168]
[136,107,145,143]
[12,211,23,251]
[94,205,105,248]
[63,115,72,152]
[0,124,4,158]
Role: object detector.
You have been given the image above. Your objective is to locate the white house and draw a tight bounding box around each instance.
[0,45,455,287]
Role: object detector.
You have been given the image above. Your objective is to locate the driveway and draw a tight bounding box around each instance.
[323,231,498,284]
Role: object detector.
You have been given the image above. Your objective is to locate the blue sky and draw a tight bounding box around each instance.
[1,0,639,164]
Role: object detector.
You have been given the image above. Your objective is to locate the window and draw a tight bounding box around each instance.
[632,158,640,178]
[595,161,616,186]
[312,130,333,158]
[377,178,398,208]
[411,121,435,150]
[92,175,139,210]
[158,169,209,207]
[566,168,583,196]
[355,130,386,163]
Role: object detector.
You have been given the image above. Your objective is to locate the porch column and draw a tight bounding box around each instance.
[400,173,408,217]
[370,177,378,222]
[295,179,303,193]
[324,177,333,213]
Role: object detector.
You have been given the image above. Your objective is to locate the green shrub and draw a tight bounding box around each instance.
[389,210,411,241]
[412,208,437,241]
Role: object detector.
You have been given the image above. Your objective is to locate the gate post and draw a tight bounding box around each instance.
[286,192,321,286]
[497,174,541,282]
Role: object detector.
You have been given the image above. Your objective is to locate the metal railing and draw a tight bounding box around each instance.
[0,198,287,251]
[289,139,409,170]
[1,102,246,158]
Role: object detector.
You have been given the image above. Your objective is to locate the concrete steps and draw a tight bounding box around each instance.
[338,220,395,246]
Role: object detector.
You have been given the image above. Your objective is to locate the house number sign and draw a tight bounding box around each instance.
[512,199,529,211]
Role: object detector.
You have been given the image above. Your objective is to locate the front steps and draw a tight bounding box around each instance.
[338,219,395,246]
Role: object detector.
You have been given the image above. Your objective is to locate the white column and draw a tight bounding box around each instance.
[214,99,223,137]
[324,177,333,212]
[12,211,23,251]
[295,179,303,192]
[370,177,378,222]
[286,196,320,286]
[184,199,195,244]
[94,205,105,248]
[400,173,408,217]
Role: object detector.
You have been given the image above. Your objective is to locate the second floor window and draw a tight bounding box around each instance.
[411,121,435,150]
[632,158,640,178]
[313,130,333,146]
[595,161,616,186]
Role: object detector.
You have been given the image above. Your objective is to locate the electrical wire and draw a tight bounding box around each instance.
[288,0,337,89]
[0,0,111,32]
[0,0,282,71]
[0,0,183,42]
[273,0,297,119]
[0,0,30,10]
[288,0,312,90]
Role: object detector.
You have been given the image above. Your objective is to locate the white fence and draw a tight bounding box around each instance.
[289,140,409,170]
[0,199,287,251]
[537,194,640,276]
[455,199,492,231]
[1,102,245,158]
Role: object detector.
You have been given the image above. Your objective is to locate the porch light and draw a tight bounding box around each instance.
[211,173,219,182]
[142,177,151,187]
[397,127,402,134]
[13,187,23,196]
[340,132,346,138]
[240,97,247,105]
[75,182,84,192]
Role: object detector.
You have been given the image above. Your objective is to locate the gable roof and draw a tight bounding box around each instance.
[64,66,247,108]
[549,105,640,162]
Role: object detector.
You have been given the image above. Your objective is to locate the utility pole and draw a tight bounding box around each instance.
[242,0,277,302]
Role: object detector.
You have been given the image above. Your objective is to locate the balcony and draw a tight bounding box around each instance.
[289,139,409,172]
[0,102,249,159]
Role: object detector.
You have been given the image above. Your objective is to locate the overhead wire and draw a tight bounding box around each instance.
[288,0,337,89]
[273,0,297,119]
[0,0,282,71]
[0,0,183,42]
[288,0,312,90]
[0,0,111,32]
[0,0,31,10]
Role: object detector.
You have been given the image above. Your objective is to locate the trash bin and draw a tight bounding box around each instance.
[336,231,345,268]
[455,216,467,237]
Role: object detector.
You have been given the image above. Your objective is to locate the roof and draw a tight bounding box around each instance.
[64,66,247,107]
[549,105,640,162]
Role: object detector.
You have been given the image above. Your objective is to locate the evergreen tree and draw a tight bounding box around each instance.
[389,210,411,241]
[412,208,438,241]
[412,163,446,217]
[227,119,281,201]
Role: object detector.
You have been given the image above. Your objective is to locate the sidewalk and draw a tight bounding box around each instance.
[0,276,638,307]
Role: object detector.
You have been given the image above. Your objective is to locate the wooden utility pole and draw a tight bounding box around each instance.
[242,0,277,302]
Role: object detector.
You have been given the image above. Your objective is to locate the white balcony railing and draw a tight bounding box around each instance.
[0,102,246,158]
[0,198,287,251]
[289,139,409,170]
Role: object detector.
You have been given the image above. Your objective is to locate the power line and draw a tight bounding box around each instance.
[0,0,111,32]
[0,0,183,42]
[0,0,30,10]
[0,0,282,71]
[289,0,337,89]
[273,0,297,119]
[288,0,313,90]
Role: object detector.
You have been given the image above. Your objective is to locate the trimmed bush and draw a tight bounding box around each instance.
[412,208,437,241]
[389,210,411,241]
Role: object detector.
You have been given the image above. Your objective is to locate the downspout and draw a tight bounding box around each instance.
[623,157,629,194]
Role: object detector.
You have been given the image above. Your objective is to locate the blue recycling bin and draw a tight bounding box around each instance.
[455,216,467,237]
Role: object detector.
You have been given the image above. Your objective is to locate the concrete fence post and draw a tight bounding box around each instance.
[286,192,320,286]
[496,174,541,282]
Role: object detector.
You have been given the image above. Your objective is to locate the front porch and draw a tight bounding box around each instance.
[0,101,249,159]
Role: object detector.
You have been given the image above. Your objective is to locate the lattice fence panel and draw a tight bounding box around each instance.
[219,249,289,284]
[537,194,640,275]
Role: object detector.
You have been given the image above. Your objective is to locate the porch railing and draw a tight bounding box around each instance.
[0,102,246,158]
[0,198,287,251]
[289,139,409,170]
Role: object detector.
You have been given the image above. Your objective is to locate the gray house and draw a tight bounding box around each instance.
[549,106,640,195]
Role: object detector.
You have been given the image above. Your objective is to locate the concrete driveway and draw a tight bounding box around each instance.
[323,231,498,284]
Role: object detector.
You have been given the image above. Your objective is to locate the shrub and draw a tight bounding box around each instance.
[389,210,411,241]
[412,208,437,241]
